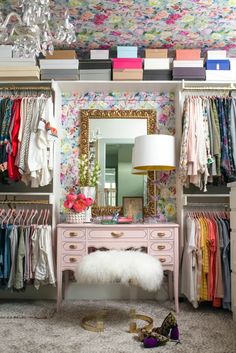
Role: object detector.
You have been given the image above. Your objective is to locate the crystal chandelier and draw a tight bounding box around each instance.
[0,0,76,58]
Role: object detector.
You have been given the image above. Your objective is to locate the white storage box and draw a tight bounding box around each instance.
[207,50,227,59]
[173,59,204,67]
[206,69,236,81]
[39,59,79,69]
[144,58,172,70]
[90,50,109,59]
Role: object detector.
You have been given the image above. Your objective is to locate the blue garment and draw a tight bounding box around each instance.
[218,218,231,310]
[217,98,231,178]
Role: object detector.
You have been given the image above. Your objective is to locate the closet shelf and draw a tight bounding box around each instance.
[183,194,230,207]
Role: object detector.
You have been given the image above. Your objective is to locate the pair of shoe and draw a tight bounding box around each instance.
[138,312,180,348]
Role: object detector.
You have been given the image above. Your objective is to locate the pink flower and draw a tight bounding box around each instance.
[77,193,86,200]
[66,193,77,202]
[64,200,74,209]
[85,197,93,207]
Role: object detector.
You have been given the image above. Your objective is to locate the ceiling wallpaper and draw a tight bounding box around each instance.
[1,0,236,55]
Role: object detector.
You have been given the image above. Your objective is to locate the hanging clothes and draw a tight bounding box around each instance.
[0,208,56,291]
[0,92,58,187]
[179,96,236,191]
[181,211,230,310]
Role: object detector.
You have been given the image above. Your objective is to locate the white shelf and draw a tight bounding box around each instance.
[57,80,182,93]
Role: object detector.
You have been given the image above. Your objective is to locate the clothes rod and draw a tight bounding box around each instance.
[0,200,50,205]
[182,86,236,91]
[0,86,52,91]
[184,203,229,207]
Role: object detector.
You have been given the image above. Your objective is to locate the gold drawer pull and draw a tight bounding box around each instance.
[159,258,166,263]
[111,231,124,238]
[69,232,79,237]
[157,232,165,237]
[157,245,165,250]
[69,244,77,250]
[69,257,77,263]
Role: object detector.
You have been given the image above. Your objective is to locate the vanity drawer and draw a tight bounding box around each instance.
[149,241,173,253]
[87,228,147,240]
[61,228,86,241]
[62,242,86,252]
[149,228,173,240]
[153,254,173,265]
[62,254,83,266]
[87,241,148,252]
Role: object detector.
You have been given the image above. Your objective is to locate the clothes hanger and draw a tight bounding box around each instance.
[43,209,50,225]
[13,209,23,225]
[31,209,38,225]
[1,209,12,227]
[26,209,35,225]
[5,209,15,226]
[22,209,30,226]
[42,208,48,225]
[36,209,44,225]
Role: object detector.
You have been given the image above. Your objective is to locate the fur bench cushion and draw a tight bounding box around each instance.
[75,250,163,292]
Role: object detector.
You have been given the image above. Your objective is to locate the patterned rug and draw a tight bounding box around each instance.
[0,300,56,319]
[0,300,236,353]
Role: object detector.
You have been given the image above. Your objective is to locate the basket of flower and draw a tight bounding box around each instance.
[64,192,94,224]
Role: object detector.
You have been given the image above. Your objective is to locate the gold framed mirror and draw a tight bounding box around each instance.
[80,109,156,217]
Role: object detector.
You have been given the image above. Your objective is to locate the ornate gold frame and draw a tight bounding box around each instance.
[80,109,156,217]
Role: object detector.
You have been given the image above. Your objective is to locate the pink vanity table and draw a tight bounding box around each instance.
[56,223,179,312]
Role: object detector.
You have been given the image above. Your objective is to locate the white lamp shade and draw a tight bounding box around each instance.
[133,134,176,171]
[131,147,147,175]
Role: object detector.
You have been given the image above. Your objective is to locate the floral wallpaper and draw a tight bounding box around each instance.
[1,0,236,56]
[61,92,177,221]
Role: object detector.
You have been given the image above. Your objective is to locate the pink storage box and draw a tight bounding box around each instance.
[176,49,201,60]
[112,58,143,69]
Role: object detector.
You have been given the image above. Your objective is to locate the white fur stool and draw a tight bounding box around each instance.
[75,250,163,332]
[75,250,163,292]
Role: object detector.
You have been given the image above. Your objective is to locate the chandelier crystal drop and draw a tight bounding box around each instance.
[0,0,76,58]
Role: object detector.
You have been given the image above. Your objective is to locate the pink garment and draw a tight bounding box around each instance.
[8,99,21,180]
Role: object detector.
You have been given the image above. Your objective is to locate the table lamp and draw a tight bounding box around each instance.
[133,134,176,218]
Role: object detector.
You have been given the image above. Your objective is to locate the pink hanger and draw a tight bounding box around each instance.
[26,209,35,225]
[45,209,50,225]
[31,209,38,225]
[1,209,12,226]
[22,209,30,225]
[36,209,44,225]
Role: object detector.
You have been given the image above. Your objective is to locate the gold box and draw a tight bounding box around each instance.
[113,69,143,81]
[145,49,168,58]
[45,50,76,59]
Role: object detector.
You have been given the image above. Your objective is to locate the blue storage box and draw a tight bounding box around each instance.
[206,59,230,70]
[117,46,138,58]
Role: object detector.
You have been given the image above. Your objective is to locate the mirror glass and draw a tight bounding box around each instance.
[80,110,156,216]
[89,119,147,207]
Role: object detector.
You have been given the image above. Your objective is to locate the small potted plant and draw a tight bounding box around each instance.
[64,192,95,223]
[78,154,101,222]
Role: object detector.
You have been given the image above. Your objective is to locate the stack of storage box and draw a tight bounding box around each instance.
[172,49,205,80]
[39,50,79,80]
[205,50,233,81]
[79,50,111,80]
[0,45,40,80]
[112,46,143,80]
[143,49,172,80]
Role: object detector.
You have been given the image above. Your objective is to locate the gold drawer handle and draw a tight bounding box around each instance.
[69,244,77,250]
[157,232,165,237]
[111,231,124,238]
[157,245,165,250]
[69,257,77,263]
[159,258,166,263]
[69,232,79,237]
